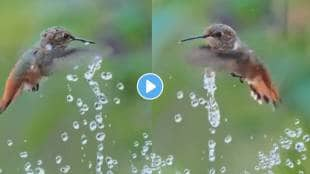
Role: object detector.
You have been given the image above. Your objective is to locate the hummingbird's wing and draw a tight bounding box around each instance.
[188,46,280,106]
[188,46,244,73]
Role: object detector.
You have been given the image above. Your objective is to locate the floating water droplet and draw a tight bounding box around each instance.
[176,91,184,99]
[66,74,78,82]
[76,98,83,107]
[72,121,80,129]
[284,128,296,138]
[166,155,174,165]
[295,142,306,152]
[198,97,206,105]
[189,92,196,100]
[303,134,310,142]
[89,121,97,131]
[37,160,43,166]
[56,155,62,164]
[60,165,71,173]
[94,102,103,110]
[285,158,294,168]
[224,135,232,144]
[60,132,69,142]
[133,141,139,147]
[101,72,112,80]
[19,151,28,158]
[131,153,137,159]
[209,168,215,174]
[97,143,104,151]
[116,82,125,90]
[66,95,74,103]
[95,114,103,123]
[81,134,88,145]
[142,132,149,139]
[24,161,31,171]
[34,167,45,174]
[113,97,120,104]
[220,166,226,173]
[7,139,13,147]
[184,169,191,174]
[96,132,106,142]
[295,119,300,125]
[191,99,199,107]
[174,113,182,123]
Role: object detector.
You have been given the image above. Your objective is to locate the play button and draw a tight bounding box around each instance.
[137,73,164,100]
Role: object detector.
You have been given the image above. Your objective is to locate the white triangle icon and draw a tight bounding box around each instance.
[146,80,156,93]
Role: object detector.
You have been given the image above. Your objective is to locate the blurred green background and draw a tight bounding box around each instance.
[153,0,310,173]
[0,0,309,173]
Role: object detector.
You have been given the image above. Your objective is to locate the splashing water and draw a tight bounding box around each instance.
[254,119,309,173]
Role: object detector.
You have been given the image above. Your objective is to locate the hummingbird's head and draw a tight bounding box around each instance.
[40,27,95,50]
[180,24,239,52]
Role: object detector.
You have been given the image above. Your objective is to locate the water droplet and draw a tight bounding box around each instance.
[131,153,137,159]
[285,158,294,168]
[224,135,232,144]
[220,166,226,173]
[303,134,310,142]
[116,82,125,90]
[176,91,184,99]
[24,161,31,171]
[60,132,69,142]
[72,121,80,129]
[191,99,199,107]
[174,113,182,123]
[7,139,13,147]
[19,151,28,158]
[98,143,104,151]
[34,167,45,174]
[56,155,62,164]
[66,74,78,82]
[76,98,83,107]
[96,132,106,142]
[142,132,149,139]
[37,160,43,166]
[113,97,120,104]
[66,95,74,102]
[89,121,97,131]
[95,114,103,123]
[184,169,191,174]
[60,165,71,173]
[81,134,88,145]
[295,142,306,152]
[94,102,103,110]
[101,72,112,80]
[133,141,139,147]
[189,92,196,100]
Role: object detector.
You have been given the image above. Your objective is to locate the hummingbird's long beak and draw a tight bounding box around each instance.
[71,37,96,44]
[179,34,209,43]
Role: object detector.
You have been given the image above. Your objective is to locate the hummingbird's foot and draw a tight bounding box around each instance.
[32,84,39,92]
[231,73,244,83]
[239,77,244,83]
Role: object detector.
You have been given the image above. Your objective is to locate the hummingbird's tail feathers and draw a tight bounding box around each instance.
[247,76,280,107]
[0,77,22,114]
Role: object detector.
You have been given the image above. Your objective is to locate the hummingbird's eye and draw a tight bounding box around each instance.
[213,32,222,38]
[63,33,70,39]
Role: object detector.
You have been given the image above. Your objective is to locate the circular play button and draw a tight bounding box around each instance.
[137,73,164,100]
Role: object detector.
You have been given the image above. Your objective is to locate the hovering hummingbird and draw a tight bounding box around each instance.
[0,26,95,113]
[180,24,280,106]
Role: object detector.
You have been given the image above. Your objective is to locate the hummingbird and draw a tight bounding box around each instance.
[180,24,280,106]
[0,26,95,113]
